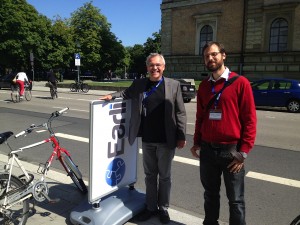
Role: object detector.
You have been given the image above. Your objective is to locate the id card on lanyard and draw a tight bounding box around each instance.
[209,79,228,120]
[142,77,164,117]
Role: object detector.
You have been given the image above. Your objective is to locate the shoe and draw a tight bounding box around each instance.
[159,209,170,224]
[20,95,23,99]
[137,209,157,221]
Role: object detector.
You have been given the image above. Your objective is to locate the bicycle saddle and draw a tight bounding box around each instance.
[0,131,13,144]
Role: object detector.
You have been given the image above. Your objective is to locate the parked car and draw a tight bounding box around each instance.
[251,78,300,113]
[177,78,196,103]
[0,73,15,89]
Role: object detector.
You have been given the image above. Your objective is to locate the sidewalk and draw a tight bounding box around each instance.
[0,153,206,225]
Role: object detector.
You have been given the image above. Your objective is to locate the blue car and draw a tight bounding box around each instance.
[251,78,300,113]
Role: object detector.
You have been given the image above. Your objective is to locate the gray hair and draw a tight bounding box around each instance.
[146,53,166,66]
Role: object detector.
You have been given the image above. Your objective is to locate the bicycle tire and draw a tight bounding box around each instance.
[24,89,31,101]
[70,83,77,92]
[50,88,55,99]
[290,215,300,225]
[0,174,29,225]
[59,153,87,194]
[11,91,19,103]
[81,83,89,93]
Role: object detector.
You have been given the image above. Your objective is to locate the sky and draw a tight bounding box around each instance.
[26,0,162,47]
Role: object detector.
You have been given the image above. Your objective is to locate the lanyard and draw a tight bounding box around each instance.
[210,79,228,109]
[143,77,164,102]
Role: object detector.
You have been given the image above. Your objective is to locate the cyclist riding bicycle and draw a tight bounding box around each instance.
[47,69,57,91]
[15,70,29,99]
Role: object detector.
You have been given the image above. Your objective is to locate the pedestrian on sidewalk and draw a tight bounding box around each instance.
[100,53,187,224]
[190,41,257,225]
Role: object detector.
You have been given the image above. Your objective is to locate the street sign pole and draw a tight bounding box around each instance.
[75,53,81,83]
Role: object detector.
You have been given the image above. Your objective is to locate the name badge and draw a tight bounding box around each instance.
[209,109,222,120]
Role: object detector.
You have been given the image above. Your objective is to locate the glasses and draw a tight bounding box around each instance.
[148,63,164,68]
[204,52,221,59]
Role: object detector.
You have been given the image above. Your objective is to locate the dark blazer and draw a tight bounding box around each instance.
[111,77,186,149]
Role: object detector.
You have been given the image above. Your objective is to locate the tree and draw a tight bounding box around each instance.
[0,0,52,75]
[47,18,75,71]
[143,31,161,56]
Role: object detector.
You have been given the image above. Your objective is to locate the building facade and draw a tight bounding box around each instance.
[161,0,300,80]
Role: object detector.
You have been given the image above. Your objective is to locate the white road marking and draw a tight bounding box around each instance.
[19,130,300,189]
[55,133,89,143]
[52,106,89,112]
[246,171,300,188]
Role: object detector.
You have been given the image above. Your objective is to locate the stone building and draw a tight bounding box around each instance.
[161,0,300,80]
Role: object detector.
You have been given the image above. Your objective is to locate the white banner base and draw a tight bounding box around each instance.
[70,186,145,225]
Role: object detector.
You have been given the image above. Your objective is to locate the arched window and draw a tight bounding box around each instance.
[199,25,213,55]
[269,18,288,52]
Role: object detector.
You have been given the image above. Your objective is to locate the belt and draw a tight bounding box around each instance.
[201,141,237,149]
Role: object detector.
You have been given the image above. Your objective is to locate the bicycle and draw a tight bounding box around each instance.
[69,80,89,93]
[48,81,58,99]
[11,82,32,103]
[0,108,87,224]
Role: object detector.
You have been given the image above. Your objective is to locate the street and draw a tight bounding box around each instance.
[0,86,299,225]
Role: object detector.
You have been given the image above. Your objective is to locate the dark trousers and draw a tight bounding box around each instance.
[142,142,175,211]
[200,142,246,225]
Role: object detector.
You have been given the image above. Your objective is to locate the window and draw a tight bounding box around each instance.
[199,25,213,55]
[269,18,288,52]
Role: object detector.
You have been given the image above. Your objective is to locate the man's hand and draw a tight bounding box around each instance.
[99,95,113,101]
[227,159,244,173]
[190,145,200,158]
[177,140,186,149]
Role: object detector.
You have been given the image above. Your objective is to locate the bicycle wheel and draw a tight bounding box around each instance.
[70,83,77,92]
[24,89,31,101]
[290,215,300,225]
[11,88,20,103]
[81,83,89,93]
[50,87,55,99]
[0,174,29,225]
[59,153,87,194]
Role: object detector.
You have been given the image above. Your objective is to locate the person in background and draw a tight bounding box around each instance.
[100,53,187,224]
[15,70,29,98]
[190,41,257,225]
[47,69,57,90]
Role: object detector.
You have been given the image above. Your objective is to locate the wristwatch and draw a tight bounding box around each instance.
[240,152,247,159]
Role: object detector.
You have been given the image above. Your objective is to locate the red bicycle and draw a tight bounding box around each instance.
[0,107,87,224]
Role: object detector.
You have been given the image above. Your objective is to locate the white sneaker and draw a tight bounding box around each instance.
[20,95,23,99]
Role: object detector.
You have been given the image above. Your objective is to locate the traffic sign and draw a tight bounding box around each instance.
[75,53,81,66]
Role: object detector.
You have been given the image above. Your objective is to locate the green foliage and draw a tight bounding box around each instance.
[0,0,161,79]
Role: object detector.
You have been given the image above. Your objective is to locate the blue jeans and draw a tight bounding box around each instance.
[200,142,246,225]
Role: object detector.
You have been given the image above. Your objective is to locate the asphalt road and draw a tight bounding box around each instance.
[0,86,299,225]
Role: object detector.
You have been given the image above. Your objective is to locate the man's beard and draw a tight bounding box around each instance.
[206,61,223,72]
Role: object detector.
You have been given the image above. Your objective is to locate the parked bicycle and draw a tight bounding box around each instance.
[11,82,32,103]
[0,108,87,224]
[48,81,58,99]
[69,80,89,93]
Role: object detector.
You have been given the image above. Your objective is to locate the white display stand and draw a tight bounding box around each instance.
[70,99,145,225]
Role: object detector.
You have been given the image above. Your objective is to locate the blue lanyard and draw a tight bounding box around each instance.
[143,77,164,102]
[211,80,228,109]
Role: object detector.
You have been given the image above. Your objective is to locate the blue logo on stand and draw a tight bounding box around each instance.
[105,158,126,186]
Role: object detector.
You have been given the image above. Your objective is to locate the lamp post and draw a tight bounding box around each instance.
[30,51,34,84]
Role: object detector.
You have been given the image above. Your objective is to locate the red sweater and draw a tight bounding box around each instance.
[193,72,257,154]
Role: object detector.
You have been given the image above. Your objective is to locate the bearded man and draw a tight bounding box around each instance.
[190,42,257,225]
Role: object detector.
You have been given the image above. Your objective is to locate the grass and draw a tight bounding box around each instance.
[60,79,201,89]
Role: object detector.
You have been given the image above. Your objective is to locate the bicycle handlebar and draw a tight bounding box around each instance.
[14,108,69,138]
[58,107,69,115]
